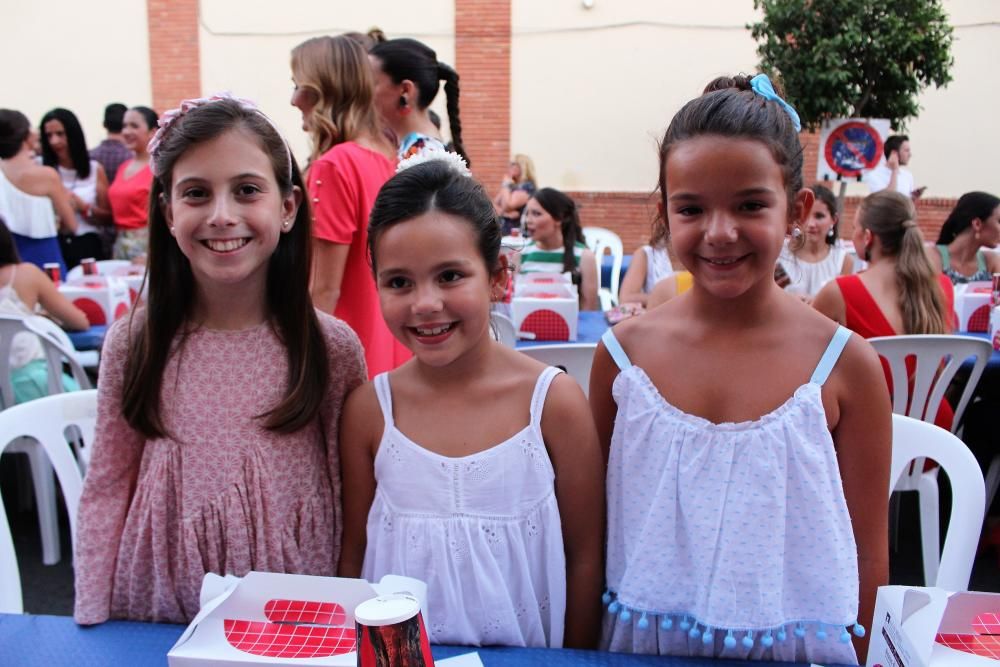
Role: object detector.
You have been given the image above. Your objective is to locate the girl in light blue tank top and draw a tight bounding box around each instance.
[590,73,893,664]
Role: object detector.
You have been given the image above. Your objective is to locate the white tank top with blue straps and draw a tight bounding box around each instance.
[600,325,861,665]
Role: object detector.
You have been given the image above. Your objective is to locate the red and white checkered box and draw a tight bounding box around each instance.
[58,276,131,326]
[169,572,427,666]
[868,586,1000,667]
[954,282,992,333]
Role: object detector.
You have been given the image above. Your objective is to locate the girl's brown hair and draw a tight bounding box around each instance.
[291,35,387,162]
[123,98,328,438]
[858,191,948,334]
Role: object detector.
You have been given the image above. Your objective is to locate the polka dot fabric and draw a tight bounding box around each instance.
[601,329,860,665]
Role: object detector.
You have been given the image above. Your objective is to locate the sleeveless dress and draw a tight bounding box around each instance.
[641,245,674,294]
[936,245,992,284]
[362,367,567,648]
[777,242,848,298]
[0,166,65,276]
[600,326,861,664]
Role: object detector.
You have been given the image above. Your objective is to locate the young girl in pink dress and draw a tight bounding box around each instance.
[338,155,605,649]
[591,75,892,664]
[74,95,366,625]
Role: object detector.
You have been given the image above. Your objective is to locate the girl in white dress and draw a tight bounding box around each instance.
[590,74,891,664]
[776,184,853,301]
[339,154,604,649]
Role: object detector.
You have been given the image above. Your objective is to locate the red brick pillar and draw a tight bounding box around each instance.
[455,0,511,190]
[146,0,201,113]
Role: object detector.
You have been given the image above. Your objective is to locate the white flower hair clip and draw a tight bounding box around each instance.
[395,150,471,178]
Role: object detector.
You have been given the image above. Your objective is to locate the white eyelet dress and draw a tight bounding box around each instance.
[600,326,862,665]
[362,367,567,648]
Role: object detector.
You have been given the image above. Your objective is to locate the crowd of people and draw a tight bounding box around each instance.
[2,27,999,667]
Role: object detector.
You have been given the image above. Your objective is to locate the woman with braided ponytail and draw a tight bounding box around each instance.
[369,38,470,164]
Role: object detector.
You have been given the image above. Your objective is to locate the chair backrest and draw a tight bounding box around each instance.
[868,335,991,430]
[490,312,517,348]
[0,314,91,409]
[890,414,985,591]
[582,227,624,304]
[65,259,134,282]
[518,343,596,397]
[0,389,96,613]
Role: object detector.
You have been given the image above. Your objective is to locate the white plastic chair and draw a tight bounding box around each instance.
[0,390,94,613]
[582,227,623,311]
[490,312,517,348]
[890,414,985,591]
[869,335,991,586]
[0,314,93,566]
[518,343,597,397]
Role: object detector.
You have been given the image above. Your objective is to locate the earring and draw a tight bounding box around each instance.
[791,228,803,240]
[281,220,290,229]
[827,228,836,240]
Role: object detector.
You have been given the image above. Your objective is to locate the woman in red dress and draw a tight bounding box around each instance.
[290,35,409,376]
[814,190,955,428]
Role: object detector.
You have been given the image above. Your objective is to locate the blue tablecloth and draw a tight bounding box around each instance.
[67,325,108,352]
[0,613,820,666]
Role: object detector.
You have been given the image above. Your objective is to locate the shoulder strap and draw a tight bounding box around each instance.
[529,366,564,430]
[810,326,852,386]
[372,373,395,428]
[936,245,952,270]
[601,329,632,371]
[977,250,988,273]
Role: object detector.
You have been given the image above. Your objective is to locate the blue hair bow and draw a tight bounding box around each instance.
[750,74,801,132]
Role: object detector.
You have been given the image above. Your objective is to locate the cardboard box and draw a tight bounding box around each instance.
[168,572,427,666]
[867,586,1000,667]
[512,281,578,342]
[954,283,992,333]
[58,276,131,326]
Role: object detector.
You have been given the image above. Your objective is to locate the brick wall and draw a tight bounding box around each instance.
[146,0,201,113]
[455,0,511,192]
[571,130,956,255]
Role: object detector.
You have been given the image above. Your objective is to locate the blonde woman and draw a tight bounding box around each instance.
[494,153,536,235]
[291,35,408,376]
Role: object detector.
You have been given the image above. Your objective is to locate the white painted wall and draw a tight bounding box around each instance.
[0,0,153,152]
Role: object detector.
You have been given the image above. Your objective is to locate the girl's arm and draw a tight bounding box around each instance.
[43,169,79,235]
[337,382,381,578]
[28,263,89,330]
[91,163,112,223]
[646,273,679,309]
[588,342,620,464]
[617,248,649,305]
[579,249,599,311]
[812,280,847,325]
[541,373,605,649]
[311,240,351,315]
[74,320,145,624]
[829,334,892,659]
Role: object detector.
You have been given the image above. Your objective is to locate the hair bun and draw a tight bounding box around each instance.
[702,74,755,95]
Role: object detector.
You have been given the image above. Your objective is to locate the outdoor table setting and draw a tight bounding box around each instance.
[0,612,835,667]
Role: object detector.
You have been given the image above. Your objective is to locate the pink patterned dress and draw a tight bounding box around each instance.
[74,311,366,624]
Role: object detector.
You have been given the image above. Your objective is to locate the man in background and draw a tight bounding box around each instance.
[863,134,926,200]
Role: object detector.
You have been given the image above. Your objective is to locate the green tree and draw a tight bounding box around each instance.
[750,0,954,130]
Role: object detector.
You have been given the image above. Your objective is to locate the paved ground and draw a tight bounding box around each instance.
[4,457,1000,618]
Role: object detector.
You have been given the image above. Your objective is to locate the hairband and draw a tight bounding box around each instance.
[750,74,802,132]
[902,220,917,229]
[396,150,471,177]
[147,92,293,179]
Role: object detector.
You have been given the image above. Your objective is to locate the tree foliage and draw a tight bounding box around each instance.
[750,0,954,130]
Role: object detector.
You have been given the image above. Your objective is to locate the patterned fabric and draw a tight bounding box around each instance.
[362,367,567,648]
[936,245,993,284]
[90,139,132,184]
[73,312,367,624]
[397,132,446,160]
[112,227,148,261]
[777,242,848,298]
[600,327,860,664]
[307,142,410,377]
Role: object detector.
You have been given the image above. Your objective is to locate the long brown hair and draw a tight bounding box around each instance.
[858,191,948,334]
[122,98,328,438]
[291,35,386,162]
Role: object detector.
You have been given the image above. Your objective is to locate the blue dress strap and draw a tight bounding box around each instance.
[976,249,988,273]
[810,326,852,386]
[601,329,632,371]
